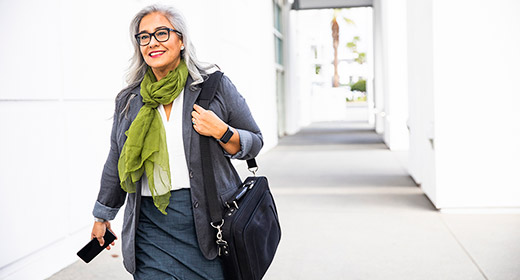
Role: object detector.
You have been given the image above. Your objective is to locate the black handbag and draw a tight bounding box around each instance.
[198,71,282,280]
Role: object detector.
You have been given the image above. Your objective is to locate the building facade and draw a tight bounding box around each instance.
[0,0,281,279]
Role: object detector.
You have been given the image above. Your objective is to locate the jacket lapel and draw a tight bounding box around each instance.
[128,86,144,119]
[182,76,202,161]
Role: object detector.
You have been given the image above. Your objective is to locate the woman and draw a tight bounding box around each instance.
[90,4,263,279]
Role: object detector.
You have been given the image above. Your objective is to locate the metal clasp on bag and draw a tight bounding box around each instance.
[248,166,258,176]
[225,200,239,210]
[210,219,229,256]
[243,180,255,190]
[223,180,255,214]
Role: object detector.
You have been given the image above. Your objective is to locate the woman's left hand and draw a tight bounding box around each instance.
[191,104,227,139]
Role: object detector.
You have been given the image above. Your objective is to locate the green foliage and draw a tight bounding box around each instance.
[346,36,365,64]
[350,79,366,92]
[355,52,366,64]
[346,95,367,102]
[315,65,321,75]
[343,17,355,25]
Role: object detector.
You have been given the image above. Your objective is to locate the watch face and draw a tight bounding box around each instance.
[220,127,234,144]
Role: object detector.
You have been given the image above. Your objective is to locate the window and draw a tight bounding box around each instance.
[273,0,283,66]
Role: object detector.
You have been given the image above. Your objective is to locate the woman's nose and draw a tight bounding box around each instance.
[149,35,160,47]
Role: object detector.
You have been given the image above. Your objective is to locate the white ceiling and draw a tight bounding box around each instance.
[292,0,373,10]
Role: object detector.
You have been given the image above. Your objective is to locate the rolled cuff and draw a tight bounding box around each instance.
[223,129,252,160]
[92,200,120,221]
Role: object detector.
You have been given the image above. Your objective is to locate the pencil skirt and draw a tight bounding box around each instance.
[134,188,225,280]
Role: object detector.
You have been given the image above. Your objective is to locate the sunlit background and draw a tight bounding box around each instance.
[1,0,519,279]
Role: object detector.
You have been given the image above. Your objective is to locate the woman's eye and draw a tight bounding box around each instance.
[157,31,168,37]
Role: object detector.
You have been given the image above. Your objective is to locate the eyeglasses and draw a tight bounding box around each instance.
[135,28,182,46]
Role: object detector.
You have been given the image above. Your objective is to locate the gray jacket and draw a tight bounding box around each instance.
[92,74,263,274]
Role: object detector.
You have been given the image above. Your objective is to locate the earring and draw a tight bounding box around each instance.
[181,46,185,50]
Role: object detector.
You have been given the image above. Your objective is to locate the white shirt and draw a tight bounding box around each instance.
[141,90,191,196]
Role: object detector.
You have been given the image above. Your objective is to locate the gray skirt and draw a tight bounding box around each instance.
[134,188,225,280]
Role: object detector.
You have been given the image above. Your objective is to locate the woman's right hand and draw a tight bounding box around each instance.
[91,220,117,250]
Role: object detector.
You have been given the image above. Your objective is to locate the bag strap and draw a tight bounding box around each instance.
[197,71,258,225]
[198,71,225,225]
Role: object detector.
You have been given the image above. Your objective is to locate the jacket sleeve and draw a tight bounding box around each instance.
[92,105,127,220]
[219,75,264,160]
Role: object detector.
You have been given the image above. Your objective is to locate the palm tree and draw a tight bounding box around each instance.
[331,9,355,87]
[331,11,340,87]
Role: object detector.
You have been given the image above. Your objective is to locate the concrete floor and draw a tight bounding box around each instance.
[48,121,520,280]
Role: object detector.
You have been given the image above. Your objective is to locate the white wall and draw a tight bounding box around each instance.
[407,0,436,200]
[373,0,409,150]
[284,3,305,135]
[365,8,376,127]
[0,1,135,278]
[432,0,520,208]
[373,0,385,134]
[287,9,324,130]
[0,1,279,279]
[407,0,520,209]
[205,0,279,149]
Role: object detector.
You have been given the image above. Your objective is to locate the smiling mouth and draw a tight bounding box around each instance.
[149,51,166,58]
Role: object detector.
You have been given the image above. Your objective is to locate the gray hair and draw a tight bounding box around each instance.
[117,4,218,111]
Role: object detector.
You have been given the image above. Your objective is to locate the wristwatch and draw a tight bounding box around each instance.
[94,217,106,223]
[217,126,234,144]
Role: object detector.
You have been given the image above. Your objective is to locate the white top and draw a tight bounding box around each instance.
[141,90,191,196]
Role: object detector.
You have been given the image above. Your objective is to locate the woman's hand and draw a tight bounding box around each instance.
[192,104,241,155]
[191,104,228,138]
[91,220,117,250]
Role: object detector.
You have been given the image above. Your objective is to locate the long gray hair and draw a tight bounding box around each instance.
[117,4,218,110]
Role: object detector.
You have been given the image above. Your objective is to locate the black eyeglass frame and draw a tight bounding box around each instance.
[134,28,183,46]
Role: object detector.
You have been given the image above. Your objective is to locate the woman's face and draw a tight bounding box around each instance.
[138,12,184,76]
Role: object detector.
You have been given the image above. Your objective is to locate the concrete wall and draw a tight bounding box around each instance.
[0,1,279,279]
[407,0,520,209]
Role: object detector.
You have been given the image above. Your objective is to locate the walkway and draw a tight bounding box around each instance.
[48,121,520,280]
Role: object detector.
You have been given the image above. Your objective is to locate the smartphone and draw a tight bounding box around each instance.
[77,229,116,263]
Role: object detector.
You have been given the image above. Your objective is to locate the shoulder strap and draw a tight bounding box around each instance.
[198,72,224,110]
[197,72,259,225]
[198,71,225,224]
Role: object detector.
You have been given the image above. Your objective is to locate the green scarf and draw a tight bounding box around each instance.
[118,60,188,214]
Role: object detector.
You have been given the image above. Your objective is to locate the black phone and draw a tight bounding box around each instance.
[77,229,116,263]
